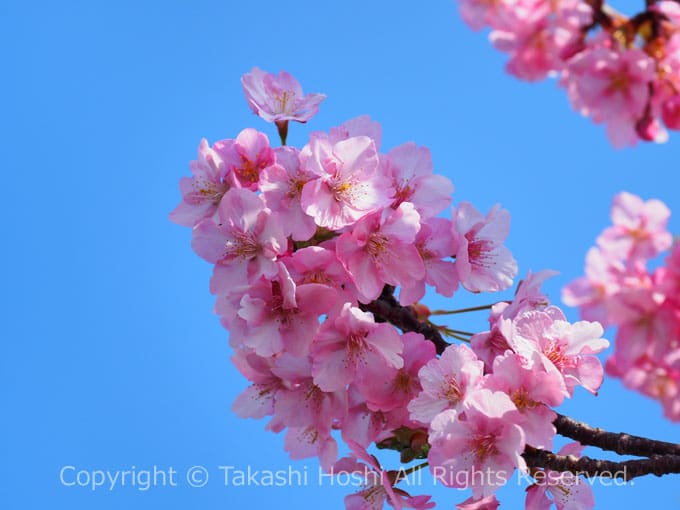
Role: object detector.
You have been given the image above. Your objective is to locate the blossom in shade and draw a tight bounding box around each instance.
[452,202,518,293]
[169,138,233,227]
[241,67,326,124]
[300,136,392,230]
[408,344,484,424]
[428,389,526,499]
[191,188,287,293]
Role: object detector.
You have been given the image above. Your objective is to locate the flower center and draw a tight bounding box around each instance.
[226,232,261,260]
[472,433,498,461]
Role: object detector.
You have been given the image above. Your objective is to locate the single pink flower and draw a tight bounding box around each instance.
[562,247,629,326]
[284,424,338,472]
[283,246,358,312]
[357,332,436,412]
[597,191,672,261]
[562,45,656,147]
[428,389,526,499]
[399,217,458,305]
[491,1,591,82]
[169,138,233,227]
[311,303,404,392]
[341,386,403,449]
[267,353,348,436]
[228,272,337,357]
[215,128,274,191]
[300,136,392,230]
[509,306,609,396]
[525,442,595,510]
[334,440,435,510]
[381,142,454,219]
[260,146,317,241]
[241,67,326,124]
[483,352,565,448]
[408,343,484,424]
[230,350,282,419]
[452,202,518,293]
[336,203,425,302]
[191,188,287,293]
[321,115,383,149]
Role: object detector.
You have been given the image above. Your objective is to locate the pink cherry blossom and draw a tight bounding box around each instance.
[228,271,337,357]
[452,202,518,293]
[191,188,287,293]
[483,351,565,448]
[311,303,403,392]
[456,494,500,510]
[341,385,397,448]
[169,138,233,227]
[259,146,317,241]
[268,353,348,436]
[241,67,326,124]
[525,442,595,510]
[284,424,338,471]
[428,389,526,499]
[323,115,383,149]
[335,441,435,510]
[490,1,592,82]
[216,128,274,191]
[357,332,436,413]
[300,135,392,230]
[597,191,672,261]
[230,350,281,419]
[562,45,656,147]
[458,0,520,31]
[336,203,425,302]
[399,217,458,305]
[408,343,484,424]
[509,306,609,396]
[561,247,629,326]
[381,142,453,218]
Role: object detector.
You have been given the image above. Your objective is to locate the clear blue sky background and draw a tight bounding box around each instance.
[2,1,679,508]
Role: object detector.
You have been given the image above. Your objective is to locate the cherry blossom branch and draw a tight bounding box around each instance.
[523,446,680,481]
[366,288,680,479]
[361,286,450,355]
[554,413,680,457]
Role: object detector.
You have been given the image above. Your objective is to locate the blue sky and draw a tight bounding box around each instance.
[2,1,679,508]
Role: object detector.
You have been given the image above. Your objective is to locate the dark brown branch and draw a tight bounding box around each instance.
[361,286,450,355]
[523,446,680,481]
[554,413,680,457]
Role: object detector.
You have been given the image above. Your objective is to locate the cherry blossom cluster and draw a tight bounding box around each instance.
[171,68,610,509]
[564,191,680,421]
[456,0,680,147]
